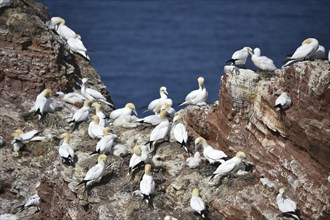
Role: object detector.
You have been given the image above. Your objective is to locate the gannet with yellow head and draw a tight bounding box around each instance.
[179,77,208,106]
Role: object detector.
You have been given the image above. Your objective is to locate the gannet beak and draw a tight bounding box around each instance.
[133,109,138,116]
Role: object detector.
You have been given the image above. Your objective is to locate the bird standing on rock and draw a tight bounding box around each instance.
[58,133,75,165]
[81,78,113,107]
[171,115,191,154]
[194,137,227,164]
[179,77,208,106]
[250,48,277,73]
[91,127,117,155]
[67,34,90,61]
[29,88,56,117]
[88,115,104,139]
[69,100,92,128]
[51,17,76,40]
[147,86,173,114]
[226,46,252,67]
[190,188,207,219]
[276,187,302,220]
[275,92,292,111]
[140,164,155,205]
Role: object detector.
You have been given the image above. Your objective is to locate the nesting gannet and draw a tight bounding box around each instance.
[226,46,252,67]
[81,78,113,107]
[190,188,207,219]
[17,182,40,213]
[58,133,75,165]
[160,103,176,119]
[172,115,191,154]
[113,143,129,157]
[88,115,104,139]
[138,113,162,126]
[128,145,146,175]
[195,137,227,164]
[29,88,55,117]
[179,77,208,106]
[55,91,86,106]
[186,152,202,169]
[51,17,76,40]
[276,187,302,220]
[92,102,107,127]
[275,92,292,111]
[91,127,117,155]
[11,129,44,154]
[68,100,92,127]
[146,109,170,152]
[209,151,246,182]
[250,48,277,72]
[77,154,107,189]
[147,86,173,114]
[67,34,90,60]
[310,45,326,60]
[140,164,155,204]
[284,38,319,66]
[110,103,138,128]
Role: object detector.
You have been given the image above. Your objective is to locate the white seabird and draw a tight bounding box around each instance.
[146,109,170,152]
[147,86,173,114]
[17,182,41,213]
[68,100,92,127]
[209,151,246,182]
[112,143,129,157]
[77,154,107,189]
[140,164,155,204]
[250,48,277,72]
[276,187,302,220]
[190,188,207,219]
[88,115,104,139]
[172,115,190,154]
[128,145,147,175]
[186,152,202,169]
[67,34,90,60]
[284,38,319,66]
[275,92,292,111]
[55,91,86,107]
[91,127,117,155]
[110,103,138,128]
[226,46,253,67]
[51,17,76,40]
[29,88,56,117]
[92,102,107,127]
[310,45,326,60]
[81,78,113,107]
[195,137,227,164]
[11,129,45,155]
[58,133,75,165]
[179,76,208,106]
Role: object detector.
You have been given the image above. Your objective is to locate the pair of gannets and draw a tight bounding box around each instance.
[226,46,253,67]
[81,78,113,107]
[195,137,227,164]
[110,103,138,128]
[91,127,117,155]
[128,145,149,175]
[92,102,107,127]
[11,129,44,154]
[276,187,302,220]
[179,77,208,106]
[29,89,56,117]
[147,86,173,114]
[284,38,319,66]
[58,133,75,165]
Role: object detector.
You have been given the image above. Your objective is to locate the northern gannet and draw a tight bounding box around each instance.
[190,188,207,219]
[51,17,76,40]
[275,92,292,111]
[209,151,246,182]
[195,137,227,164]
[250,48,277,72]
[68,100,92,127]
[11,129,44,155]
[276,187,302,220]
[226,46,252,67]
[110,103,138,128]
[310,45,326,60]
[67,34,90,60]
[172,115,190,154]
[55,91,86,106]
[147,86,173,114]
[128,145,146,175]
[140,164,155,204]
[186,152,202,169]
[179,77,208,106]
[92,102,107,127]
[77,154,107,189]
[88,115,104,139]
[29,88,55,117]
[91,127,117,155]
[58,133,75,165]
[284,38,319,66]
[17,182,40,213]
[81,78,113,107]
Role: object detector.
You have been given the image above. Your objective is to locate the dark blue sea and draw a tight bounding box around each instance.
[40,0,330,113]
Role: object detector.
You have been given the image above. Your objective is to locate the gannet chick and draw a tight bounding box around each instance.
[128,145,146,175]
[58,133,75,165]
[51,17,76,40]
[140,164,155,204]
[186,152,202,169]
[67,34,90,60]
[81,78,113,107]
[250,48,277,72]
[310,45,326,60]
[92,102,107,127]
[275,92,292,111]
[29,88,55,117]
[17,182,41,213]
[77,154,107,189]
[172,115,191,154]
[113,143,129,157]
[146,109,170,152]
[209,151,246,182]
[147,86,173,114]
[179,77,208,106]
[276,187,302,220]
[190,188,207,219]
[284,38,319,66]
[68,100,92,128]
[226,46,252,67]
[88,115,104,139]
[195,137,227,164]
[91,127,117,155]
[55,91,86,106]
[110,103,138,128]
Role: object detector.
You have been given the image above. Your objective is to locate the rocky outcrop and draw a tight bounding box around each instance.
[0,1,329,220]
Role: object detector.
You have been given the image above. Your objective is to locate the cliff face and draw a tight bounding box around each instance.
[1,1,329,220]
[186,61,330,219]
